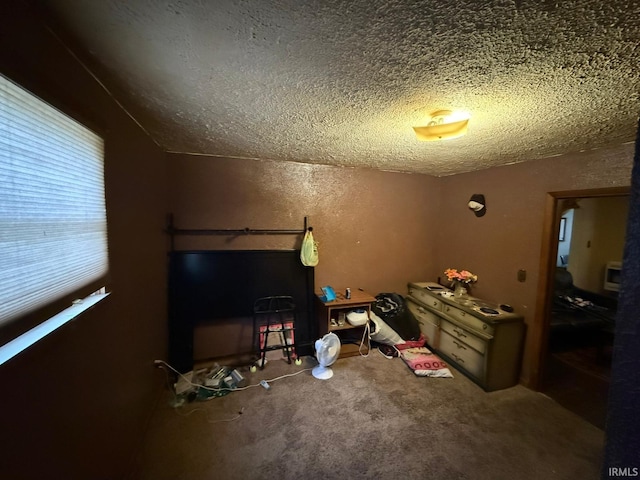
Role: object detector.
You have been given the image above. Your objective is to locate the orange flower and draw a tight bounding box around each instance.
[444,268,478,284]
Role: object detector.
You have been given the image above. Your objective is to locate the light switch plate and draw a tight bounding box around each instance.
[517,269,527,282]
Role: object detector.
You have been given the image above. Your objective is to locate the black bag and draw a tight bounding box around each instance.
[372,293,421,341]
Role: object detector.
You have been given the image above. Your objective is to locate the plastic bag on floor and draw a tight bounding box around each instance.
[369,311,405,346]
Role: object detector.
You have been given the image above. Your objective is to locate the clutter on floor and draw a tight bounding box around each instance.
[372,293,422,342]
[168,363,247,405]
[156,354,315,408]
[368,292,453,378]
[159,289,455,406]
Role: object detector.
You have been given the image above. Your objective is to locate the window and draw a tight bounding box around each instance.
[0,74,109,360]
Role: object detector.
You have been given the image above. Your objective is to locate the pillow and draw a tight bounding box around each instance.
[399,347,454,378]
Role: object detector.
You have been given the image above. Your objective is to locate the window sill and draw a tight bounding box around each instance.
[0,291,110,366]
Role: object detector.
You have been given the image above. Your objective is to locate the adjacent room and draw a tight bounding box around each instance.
[1,1,638,479]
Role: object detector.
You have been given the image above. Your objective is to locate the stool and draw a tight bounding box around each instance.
[253,296,297,369]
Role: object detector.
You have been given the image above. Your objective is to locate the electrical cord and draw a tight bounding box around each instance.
[156,362,247,422]
[175,406,246,424]
[154,359,312,393]
[154,359,313,423]
[359,321,371,357]
[157,360,186,406]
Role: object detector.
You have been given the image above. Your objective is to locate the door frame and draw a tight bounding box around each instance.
[530,186,630,391]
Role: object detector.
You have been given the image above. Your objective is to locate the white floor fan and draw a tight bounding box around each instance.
[312,332,341,379]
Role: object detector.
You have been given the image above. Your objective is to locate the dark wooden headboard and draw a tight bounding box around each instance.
[168,250,315,371]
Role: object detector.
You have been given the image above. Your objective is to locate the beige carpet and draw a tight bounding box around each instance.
[129,351,604,480]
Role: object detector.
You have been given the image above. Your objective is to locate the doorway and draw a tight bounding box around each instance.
[534,187,629,429]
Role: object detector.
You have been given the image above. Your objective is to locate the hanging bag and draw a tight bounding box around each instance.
[300,229,319,266]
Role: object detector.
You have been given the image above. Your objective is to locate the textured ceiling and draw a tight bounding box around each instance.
[40,0,639,176]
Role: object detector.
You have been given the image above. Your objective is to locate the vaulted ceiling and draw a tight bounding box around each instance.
[39,0,639,176]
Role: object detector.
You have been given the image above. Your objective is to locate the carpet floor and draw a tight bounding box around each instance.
[129,351,604,480]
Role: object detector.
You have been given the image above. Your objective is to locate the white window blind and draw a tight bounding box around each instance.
[0,75,108,329]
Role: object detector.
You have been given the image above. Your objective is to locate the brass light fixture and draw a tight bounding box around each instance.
[413,110,470,141]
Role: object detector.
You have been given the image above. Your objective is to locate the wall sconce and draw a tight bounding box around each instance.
[468,194,486,217]
[413,110,470,141]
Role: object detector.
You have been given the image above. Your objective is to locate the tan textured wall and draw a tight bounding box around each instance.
[168,146,634,373]
[0,3,168,479]
[568,196,628,293]
[167,154,439,359]
[167,154,439,295]
[433,144,634,386]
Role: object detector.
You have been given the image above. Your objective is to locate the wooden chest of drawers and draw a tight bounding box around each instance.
[407,282,525,391]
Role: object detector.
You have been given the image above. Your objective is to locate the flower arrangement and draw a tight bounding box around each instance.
[444,268,478,285]
[444,269,477,298]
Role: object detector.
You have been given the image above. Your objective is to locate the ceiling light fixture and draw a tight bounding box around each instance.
[413,110,470,141]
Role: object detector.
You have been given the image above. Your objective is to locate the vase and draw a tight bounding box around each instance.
[453,282,467,299]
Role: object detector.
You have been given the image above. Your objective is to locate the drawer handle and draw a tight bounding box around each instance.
[453,327,467,338]
[418,307,426,313]
[432,301,438,307]
[451,353,465,363]
[453,340,467,350]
